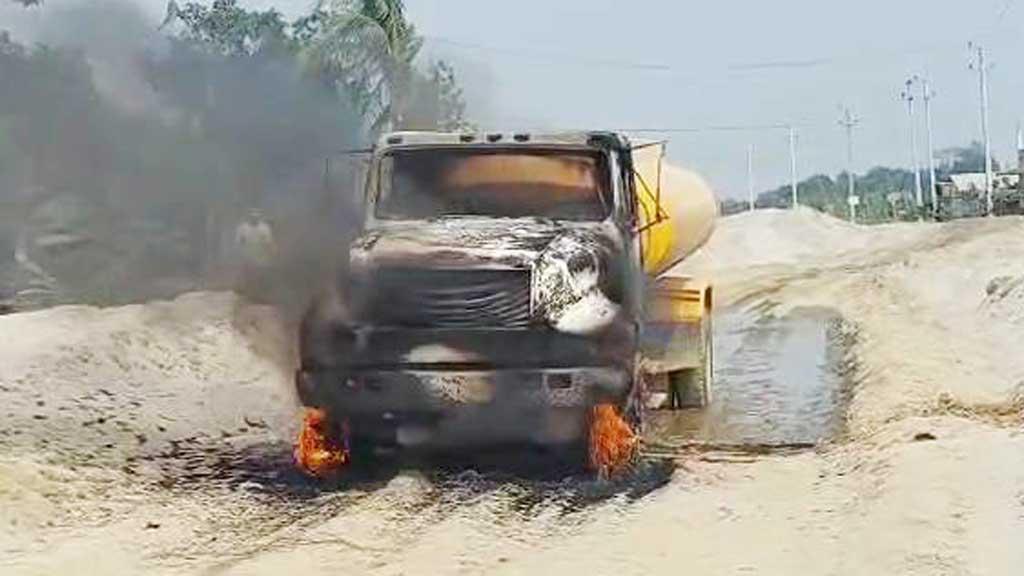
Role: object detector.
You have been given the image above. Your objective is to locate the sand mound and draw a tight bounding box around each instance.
[0,291,298,468]
[983,275,1024,325]
[680,207,871,273]
[676,208,954,288]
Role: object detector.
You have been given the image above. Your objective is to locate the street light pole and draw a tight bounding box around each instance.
[901,78,924,214]
[970,42,995,216]
[921,77,938,216]
[839,107,860,222]
[746,143,755,211]
[789,126,799,209]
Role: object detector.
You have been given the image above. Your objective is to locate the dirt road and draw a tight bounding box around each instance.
[2,208,1023,575]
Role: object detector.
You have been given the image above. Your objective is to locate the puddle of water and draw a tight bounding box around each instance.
[647,307,848,447]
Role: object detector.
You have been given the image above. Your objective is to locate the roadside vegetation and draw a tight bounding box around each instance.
[0,0,470,307]
[723,142,1001,222]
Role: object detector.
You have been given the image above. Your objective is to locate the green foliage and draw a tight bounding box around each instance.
[402,61,473,131]
[748,140,1007,223]
[1,0,474,305]
[755,166,918,223]
[302,0,422,130]
[164,0,290,56]
[0,32,107,196]
[427,61,472,131]
[163,0,469,133]
[142,35,360,208]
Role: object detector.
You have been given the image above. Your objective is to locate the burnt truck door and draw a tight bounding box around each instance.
[610,141,645,326]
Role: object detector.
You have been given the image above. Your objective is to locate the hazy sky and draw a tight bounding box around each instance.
[5,0,1024,198]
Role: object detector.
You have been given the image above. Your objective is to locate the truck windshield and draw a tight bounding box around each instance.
[375,149,611,221]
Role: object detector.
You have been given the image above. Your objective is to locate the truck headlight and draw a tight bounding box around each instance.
[534,234,621,336]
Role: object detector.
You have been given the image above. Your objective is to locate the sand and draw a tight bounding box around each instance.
[2,208,1024,575]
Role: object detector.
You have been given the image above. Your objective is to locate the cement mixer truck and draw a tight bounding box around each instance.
[295,131,717,468]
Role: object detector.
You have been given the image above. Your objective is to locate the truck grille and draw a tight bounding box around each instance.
[361,268,532,328]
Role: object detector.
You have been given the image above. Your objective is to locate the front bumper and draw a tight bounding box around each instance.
[303,325,636,370]
[295,366,631,446]
[297,365,630,412]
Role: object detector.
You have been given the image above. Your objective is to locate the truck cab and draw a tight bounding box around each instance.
[296,130,713,455]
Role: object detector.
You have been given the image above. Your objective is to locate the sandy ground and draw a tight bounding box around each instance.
[2,208,1024,575]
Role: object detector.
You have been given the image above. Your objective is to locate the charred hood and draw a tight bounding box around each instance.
[346,218,633,335]
[351,218,619,269]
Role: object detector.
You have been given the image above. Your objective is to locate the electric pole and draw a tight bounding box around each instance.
[921,77,938,216]
[839,107,860,222]
[747,144,755,211]
[901,78,924,213]
[789,126,799,208]
[969,42,994,216]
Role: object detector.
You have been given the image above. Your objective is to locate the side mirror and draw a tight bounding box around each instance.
[631,167,669,235]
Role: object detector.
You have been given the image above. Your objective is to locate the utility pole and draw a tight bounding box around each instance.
[788,126,799,208]
[838,107,860,222]
[901,78,924,213]
[921,77,938,216]
[969,42,994,216]
[746,144,755,211]
[1017,123,1023,200]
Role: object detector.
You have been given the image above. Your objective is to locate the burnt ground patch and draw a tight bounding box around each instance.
[148,435,676,513]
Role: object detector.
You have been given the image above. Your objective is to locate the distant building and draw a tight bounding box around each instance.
[935,130,1024,219]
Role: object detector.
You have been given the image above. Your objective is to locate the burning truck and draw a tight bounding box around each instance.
[295,131,717,475]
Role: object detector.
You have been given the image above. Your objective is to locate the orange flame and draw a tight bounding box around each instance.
[588,404,638,477]
[294,408,349,478]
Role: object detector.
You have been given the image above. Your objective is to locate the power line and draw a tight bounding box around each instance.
[423,36,672,71]
[427,35,836,73]
[422,35,964,80]
[727,58,832,71]
[617,122,820,134]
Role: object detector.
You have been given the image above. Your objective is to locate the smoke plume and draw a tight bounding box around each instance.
[0,0,364,316]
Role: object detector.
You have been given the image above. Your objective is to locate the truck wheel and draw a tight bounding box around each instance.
[667,316,713,409]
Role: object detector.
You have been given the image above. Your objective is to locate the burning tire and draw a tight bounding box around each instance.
[294,408,350,478]
[587,403,639,478]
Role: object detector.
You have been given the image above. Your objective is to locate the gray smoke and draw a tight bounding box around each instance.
[0,0,364,316]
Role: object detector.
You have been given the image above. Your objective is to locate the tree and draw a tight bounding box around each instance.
[153,1,363,212]
[0,32,107,196]
[1,0,473,306]
[755,166,918,222]
[303,0,422,131]
[163,0,470,134]
[402,60,473,131]
[162,0,290,56]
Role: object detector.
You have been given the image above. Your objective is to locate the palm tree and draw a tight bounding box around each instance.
[305,0,421,132]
